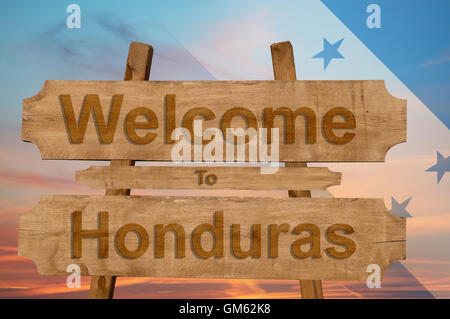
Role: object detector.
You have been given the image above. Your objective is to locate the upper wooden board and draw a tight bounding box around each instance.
[22,80,406,162]
[18,195,405,281]
[76,166,341,190]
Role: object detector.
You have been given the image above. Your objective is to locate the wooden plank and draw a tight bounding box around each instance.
[22,80,406,162]
[76,166,341,191]
[271,41,323,298]
[88,41,153,299]
[18,195,406,281]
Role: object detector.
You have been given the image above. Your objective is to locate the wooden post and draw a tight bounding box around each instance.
[270,41,324,299]
[88,41,153,299]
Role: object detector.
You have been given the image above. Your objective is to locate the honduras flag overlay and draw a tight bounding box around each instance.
[0,0,448,298]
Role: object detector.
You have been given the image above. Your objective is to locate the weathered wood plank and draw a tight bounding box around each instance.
[18,195,406,281]
[76,166,341,190]
[22,80,406,162]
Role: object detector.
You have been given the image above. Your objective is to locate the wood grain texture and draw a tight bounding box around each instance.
[18,195,406,281]
[22,80,406,162]
[271,41,322,298]
[76,166,341,191]
[89,41,153,299]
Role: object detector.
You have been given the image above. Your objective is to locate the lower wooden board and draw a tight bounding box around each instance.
[18,196,405,281]
[76,166,341,190]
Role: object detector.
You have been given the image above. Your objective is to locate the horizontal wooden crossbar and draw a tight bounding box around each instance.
[76,166,341,191]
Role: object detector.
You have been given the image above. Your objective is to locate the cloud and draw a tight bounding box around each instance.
[95,15,137,43]
[422,48,450,66]
[184,10,275,80]
[13,12,216,81]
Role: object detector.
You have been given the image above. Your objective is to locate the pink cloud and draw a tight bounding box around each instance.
[0,169,87,193]
[408,214,450,236]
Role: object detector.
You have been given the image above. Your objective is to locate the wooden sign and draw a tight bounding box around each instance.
[22,80,406,162]
[18,195,405,281]
[76,166,341,190]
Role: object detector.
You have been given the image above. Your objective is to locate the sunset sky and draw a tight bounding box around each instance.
[0,0,449,298]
